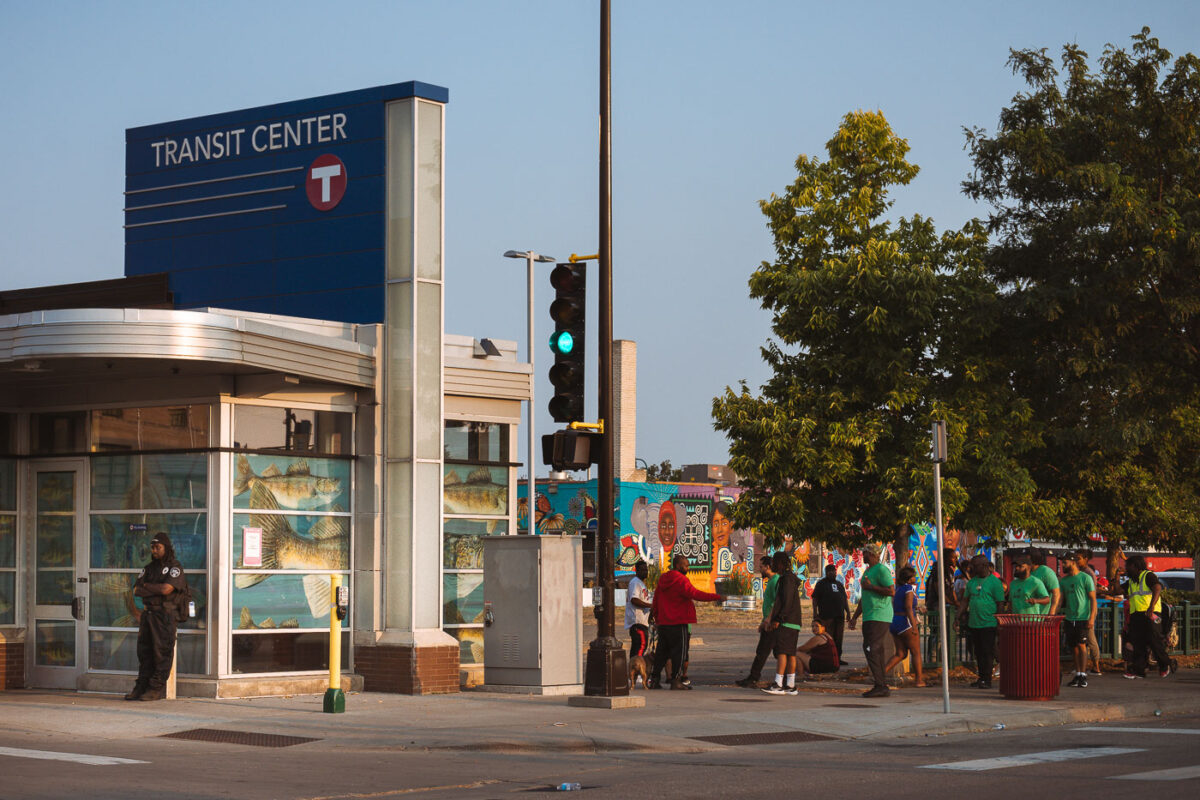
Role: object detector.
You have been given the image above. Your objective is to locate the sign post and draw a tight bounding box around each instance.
[931,420,951,714]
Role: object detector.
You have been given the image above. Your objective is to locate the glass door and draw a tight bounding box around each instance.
[27,461,87,689]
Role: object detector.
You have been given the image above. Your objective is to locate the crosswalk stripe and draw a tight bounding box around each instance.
[0,746,147,766]
[921,747,1144,771]
[1111,764,1200,781]
[1075,727,1200,735]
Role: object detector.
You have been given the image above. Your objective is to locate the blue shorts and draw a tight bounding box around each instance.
[890,617,912,635]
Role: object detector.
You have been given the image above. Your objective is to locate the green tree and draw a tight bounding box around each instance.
[644,460,683,482]
[713,111,1045,562]
[964,28,1200,572]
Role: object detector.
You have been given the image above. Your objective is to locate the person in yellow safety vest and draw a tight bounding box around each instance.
[1122,554,1177,679]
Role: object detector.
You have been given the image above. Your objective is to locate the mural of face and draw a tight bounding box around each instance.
[712,504,732,552]
[658,501,677,554]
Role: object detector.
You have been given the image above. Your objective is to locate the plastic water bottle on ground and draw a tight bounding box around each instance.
[557,782,582,791]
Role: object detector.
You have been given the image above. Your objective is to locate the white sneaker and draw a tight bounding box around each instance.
[762,684,787,695]
[784,686,799,696]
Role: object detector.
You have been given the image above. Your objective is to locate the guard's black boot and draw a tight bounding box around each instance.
[139,686,166,701]
[124,682,148,701]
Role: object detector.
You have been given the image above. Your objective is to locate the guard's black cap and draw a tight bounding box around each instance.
[150,531,172,547]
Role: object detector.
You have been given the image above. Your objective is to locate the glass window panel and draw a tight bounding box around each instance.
[91,514,207,570]
[89,572,138,627]
[415,281,441,460]
[177,632,206,674]
[442,573,484,625]
[0,572,14,625]
[232,513,349,571]
[232,454,350,512]
[232,573,349,630]
[444,422,509,463]
[30,412,86,454]
[90,405,210,451]
[0,459,15,509]
[0,413,13,454]
[443,519,506,569]
[386,98,415,281]
[443,464,508,517]
[231,631,348,674]
[88,629,139,672]
[385,281,414,458]
[0,515,14,568]
[35,620,75,666]
[447,627,483,666]
[36,569,74,605]
[144,454,208,509]
[37,471,74,513]
[232,406,351,455]
[416,99,443,281]
[90,455,139,510]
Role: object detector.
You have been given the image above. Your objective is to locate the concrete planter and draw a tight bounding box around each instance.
[722,595,757,611]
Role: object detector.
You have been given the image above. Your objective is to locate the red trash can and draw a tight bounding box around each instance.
[996,613,1063,701]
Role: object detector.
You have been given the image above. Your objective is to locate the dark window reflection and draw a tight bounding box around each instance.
[234,407,351,455]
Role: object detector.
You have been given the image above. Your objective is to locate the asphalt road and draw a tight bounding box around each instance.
[2,710,1197,799]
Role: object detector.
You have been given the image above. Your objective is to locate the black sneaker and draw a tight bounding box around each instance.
[734,677,760,689]
[861,686,890,698]
[1067,675,1081,687]
[1077,675,1088,688]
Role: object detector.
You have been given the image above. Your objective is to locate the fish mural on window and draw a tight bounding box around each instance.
[234,455,344,511]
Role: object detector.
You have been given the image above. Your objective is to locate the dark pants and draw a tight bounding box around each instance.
[136,605,177,689]
[969,626,997,683]
[628,624,649,659]
[1127,611,1170,675]
[826,615,846,661]
[747,626,776,680]
[862,621,889,689]
[651,624,688,682]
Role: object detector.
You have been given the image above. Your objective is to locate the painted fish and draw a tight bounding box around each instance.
[237,607,300,630]
[234,454,342,510]
[443,468,506,530]
[0,592,12,617]
[235,483,347,618]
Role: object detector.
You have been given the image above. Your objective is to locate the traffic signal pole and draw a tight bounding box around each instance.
[581,0,628,698]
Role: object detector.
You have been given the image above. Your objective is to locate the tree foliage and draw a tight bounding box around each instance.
[644,459,683,482]
[964,28,1200,552]
[713,111,1045,553]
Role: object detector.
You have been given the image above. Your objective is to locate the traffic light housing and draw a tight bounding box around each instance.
[548,262,586,422]
[542,429,600,471]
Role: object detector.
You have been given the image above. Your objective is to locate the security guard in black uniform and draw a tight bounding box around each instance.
[126,531,187,701]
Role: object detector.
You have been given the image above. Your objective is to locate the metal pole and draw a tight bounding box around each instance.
[933,455,951,713]
[527,253,536,533]
[582,0,627,697]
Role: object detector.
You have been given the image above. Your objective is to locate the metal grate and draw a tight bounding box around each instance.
[689,731,837,746]
[161,728,320,748]
[719,698,772,703]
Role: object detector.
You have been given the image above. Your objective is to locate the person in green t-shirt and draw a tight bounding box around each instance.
[956,555,1006,689]
[1059,550,1097,687]
[1030,547,1062,615]
[736,556,777,688]
[848,544,894,698]
[1008,555,1050,615]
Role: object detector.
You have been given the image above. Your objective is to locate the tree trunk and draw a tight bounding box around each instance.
[894,525,911,570]
[1105,539,1123,585]
[1193,548,1200,593]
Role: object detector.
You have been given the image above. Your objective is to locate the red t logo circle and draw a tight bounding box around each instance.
[306,154,348,211]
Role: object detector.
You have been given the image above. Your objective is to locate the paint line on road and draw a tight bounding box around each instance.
[1111,764,1200,781]
[0,746,147,766]
[921,747,1144,771]
[1075,727,1200,735]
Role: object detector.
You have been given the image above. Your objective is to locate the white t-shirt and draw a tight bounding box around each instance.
[624,576,652,629]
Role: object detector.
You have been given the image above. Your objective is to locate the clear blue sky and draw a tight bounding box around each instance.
[1,1,1195,471]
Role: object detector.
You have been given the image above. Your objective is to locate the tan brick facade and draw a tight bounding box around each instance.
[1,638,24,690]
[355,643,459,695]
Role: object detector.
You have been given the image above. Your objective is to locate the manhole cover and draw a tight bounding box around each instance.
[719,698,771,703]
[823,703,877,709]
[689,731,837,746]
[161,728,320,748]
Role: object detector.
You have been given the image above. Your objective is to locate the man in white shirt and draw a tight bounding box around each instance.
[625,560,653,660]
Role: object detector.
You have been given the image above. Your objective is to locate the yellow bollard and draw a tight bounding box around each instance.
[323,574,345,713]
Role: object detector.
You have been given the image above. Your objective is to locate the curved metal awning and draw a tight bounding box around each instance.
[0,307,376,388]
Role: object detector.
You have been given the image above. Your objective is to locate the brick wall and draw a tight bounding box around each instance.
[1,639,24,690]
[356,643,459,695]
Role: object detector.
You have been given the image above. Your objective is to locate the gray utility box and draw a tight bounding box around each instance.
[483,534,583,689]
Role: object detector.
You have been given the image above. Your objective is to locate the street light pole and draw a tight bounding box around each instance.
[931,420,951,714]
[503,249,555,534]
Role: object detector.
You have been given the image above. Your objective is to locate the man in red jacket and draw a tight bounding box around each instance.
[648,554,725,689]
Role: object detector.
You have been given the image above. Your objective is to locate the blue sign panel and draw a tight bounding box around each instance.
[124,82,448,324]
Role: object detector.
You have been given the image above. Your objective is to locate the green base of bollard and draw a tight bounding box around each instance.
[323,688,345,714]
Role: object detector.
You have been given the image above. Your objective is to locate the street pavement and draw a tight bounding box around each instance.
[2,621,1198,750]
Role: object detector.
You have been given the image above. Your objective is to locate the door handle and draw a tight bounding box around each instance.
[71,596,86,621]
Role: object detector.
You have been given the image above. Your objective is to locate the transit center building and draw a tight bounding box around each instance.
[0,82,529,697]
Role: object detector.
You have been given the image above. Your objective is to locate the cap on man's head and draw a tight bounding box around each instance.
[1012,552,1031,565]
[150,531,172,547]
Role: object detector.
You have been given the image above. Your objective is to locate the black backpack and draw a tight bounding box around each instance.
[173,572,195,624]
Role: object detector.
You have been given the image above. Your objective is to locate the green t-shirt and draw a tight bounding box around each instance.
[1032,564,1060,595]
[761,573,778,621]
[1009,575,1049,615]
[1059,571,1096,622]
[860,562,895,623]
[966,574,1006,628]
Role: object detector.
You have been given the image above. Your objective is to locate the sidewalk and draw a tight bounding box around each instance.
[2,622,1197,754]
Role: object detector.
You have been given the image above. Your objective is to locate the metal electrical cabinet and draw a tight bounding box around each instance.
[482,534,583,690]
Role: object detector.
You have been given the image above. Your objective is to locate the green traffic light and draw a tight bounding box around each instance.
[550,330,575,355]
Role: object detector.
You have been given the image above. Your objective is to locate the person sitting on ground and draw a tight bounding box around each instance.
[811,563,851,665]
[797,618,840,680]
[883,566,925,687]
[762,551,804,696]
